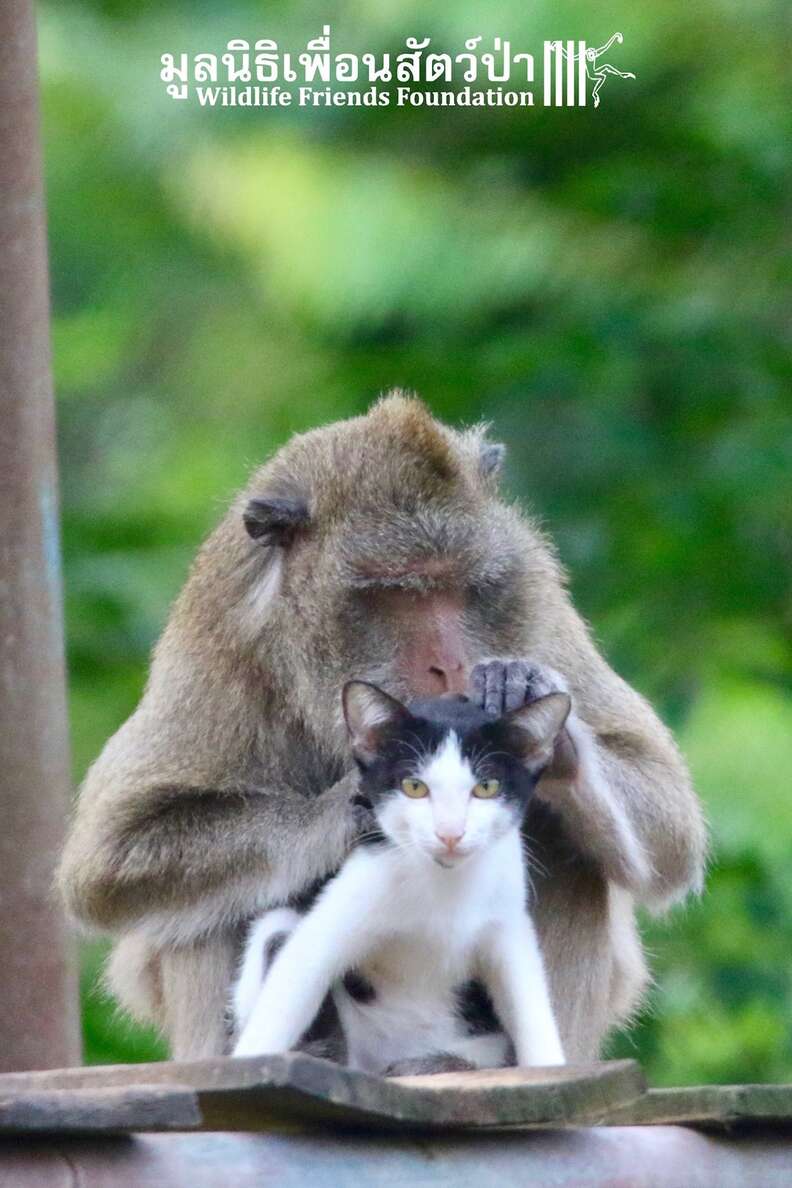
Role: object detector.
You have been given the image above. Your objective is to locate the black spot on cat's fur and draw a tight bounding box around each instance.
[290,873,331,912]
[455,978,500,1036]
[342,969,377,1003]
[263,930,289,969]
[301,992,346,1061]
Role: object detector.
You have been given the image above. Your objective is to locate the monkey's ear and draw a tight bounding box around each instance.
[505,692,571,771]
[479,442,505,480]
[243,497,310,546]
[343,681,409,765]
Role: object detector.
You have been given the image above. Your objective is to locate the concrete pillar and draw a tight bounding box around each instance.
[0,0,81,1070]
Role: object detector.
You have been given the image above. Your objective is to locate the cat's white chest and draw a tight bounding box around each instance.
[336,929,474,1073]
[334,834,524,1073]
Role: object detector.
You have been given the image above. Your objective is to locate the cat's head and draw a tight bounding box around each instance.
[342,682,571,868]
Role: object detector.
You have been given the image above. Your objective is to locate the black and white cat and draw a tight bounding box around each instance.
[232,681,570,1074]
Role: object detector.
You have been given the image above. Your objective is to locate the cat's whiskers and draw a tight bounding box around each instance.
[478,749,513,765]
[356,830,386,844]
[520,837,548,892]
[383,828,431,864]
[467,744,486,774]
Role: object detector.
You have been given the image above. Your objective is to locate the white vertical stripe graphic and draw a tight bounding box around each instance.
[566,40,575,106]
[544,40,590,106]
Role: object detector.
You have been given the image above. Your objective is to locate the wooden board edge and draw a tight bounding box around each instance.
[182,1056,648,1131]
[605,1084,792,1128]
[0,1056,647,1133]
[0,1084,202,1134]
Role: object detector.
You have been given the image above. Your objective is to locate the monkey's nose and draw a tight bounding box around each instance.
[435,830,464,852]
[426,664,468,696]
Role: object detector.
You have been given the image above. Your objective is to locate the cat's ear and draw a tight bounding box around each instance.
[342,682,410,765]
[505,692,571,772]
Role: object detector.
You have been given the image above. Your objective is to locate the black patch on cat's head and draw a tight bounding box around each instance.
[353,706,450,807]
[344,683,568,822]
[451,692,571,818]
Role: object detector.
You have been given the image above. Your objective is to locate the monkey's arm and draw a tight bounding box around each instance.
[550,663,706,908]
[559,631,706,909]
[59,772,359,939]
[535,705,659,895]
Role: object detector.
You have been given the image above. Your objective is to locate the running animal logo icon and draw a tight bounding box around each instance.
[552,33,636,107]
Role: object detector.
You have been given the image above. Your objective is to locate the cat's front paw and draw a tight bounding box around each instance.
[470,658,569,716]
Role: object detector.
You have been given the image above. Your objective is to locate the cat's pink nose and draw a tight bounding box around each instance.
[436,830,464,852]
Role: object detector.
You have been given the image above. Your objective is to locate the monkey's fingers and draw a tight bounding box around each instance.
[478,660,506,715]
[504,660,535,711]
[523,662,567,702]
[472,658,544,714]
[470,663,488,709]
[352,800,382,844]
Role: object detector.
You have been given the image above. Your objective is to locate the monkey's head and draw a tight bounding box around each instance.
[222,392,560,747]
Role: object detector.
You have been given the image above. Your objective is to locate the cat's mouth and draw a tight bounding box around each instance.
[432,850,469,869]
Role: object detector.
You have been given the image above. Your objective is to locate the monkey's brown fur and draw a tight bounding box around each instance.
[59,394,706,1061]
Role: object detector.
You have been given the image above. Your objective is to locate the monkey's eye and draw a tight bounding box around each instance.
[472,779,500,799]
[401,778,429,799]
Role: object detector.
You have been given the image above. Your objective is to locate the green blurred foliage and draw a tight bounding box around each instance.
[40,0,792,1083]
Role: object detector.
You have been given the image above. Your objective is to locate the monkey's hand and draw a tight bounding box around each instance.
[328,772,379,850]
[473,661,655,892]
[351,793,381,844]
[471,658,567,715]
[470,659,579,792]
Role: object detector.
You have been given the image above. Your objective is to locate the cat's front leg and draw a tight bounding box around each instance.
[233,907,301,1033]
[479,915,565,1068]
[234,850,387,1058]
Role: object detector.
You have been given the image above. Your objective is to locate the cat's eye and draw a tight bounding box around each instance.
[401,778,429,799]
[472,779,501,799]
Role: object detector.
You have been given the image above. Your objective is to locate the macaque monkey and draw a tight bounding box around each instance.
[59,393,706,1061]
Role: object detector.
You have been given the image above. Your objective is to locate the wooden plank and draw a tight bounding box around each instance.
[607,1083,792,1129]
[382,1061,645,1128]
[0,1085,201,1133]
[0,1055,644,1132]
